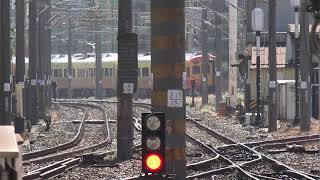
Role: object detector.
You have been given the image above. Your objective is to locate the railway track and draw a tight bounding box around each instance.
[186,117,317,180]
[23,102,111,179]
[23,100,152,179]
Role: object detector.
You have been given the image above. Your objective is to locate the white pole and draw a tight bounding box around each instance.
[229,0,238,108]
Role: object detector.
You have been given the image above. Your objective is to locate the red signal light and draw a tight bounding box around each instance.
[144,153,163,172]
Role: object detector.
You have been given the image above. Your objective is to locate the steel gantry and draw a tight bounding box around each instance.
[151,0,186,178]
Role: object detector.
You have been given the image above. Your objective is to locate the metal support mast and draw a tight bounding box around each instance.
[229,0,238,108]
[95,22,103,99]
[0,0,11,125]
[151,0,186,178]
[202,7,209,106]
[117,0,134,161]
[67,15,72,98]
[268,0,277,132]
[29,0,39,124]
[300,0,311,131]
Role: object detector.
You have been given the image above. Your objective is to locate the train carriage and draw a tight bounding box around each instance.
[8,53,215,98]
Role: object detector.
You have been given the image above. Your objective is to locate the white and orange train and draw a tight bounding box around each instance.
[11,53,215,97]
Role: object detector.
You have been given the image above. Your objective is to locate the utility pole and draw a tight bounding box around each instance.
[111,0,115,52]
[151,0,186,178]
[29,0,38,124]
[300,0,311,132]
[268,0,277,132]
[38,0,46,119]
[67,15,72,98]
[16,0,25,85]
[0,0,11,125]
[214,0,224,110]
[15,0,26,131]
[45,0,51,106]
[228,0,238,108]
[117,0,136,161]
[95,22,103,99]
[202,6,209,106]
[244,0,256,113]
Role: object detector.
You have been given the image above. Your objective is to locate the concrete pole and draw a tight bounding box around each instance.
[293,6,301,125]
[45,0,51,106]
[38,1,46,118]
[228,0,238,108]
[67,15,72,98]
[117,0,134,161]
[28,0,39,124]
[201,7,209,105]
[111,1,115,52]
[0,0,12,125]
[16,0,25,84]
[255,31,262,126]
[151,0,186,178]
[244,0,256,113]
[268,0,277,132]
[214,0,224,110]
[299,0,311,132]
[95,22,103,99]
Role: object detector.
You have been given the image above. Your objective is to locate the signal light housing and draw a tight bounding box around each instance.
[141,112,165,175]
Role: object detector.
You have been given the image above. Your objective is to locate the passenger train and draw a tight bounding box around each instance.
[12,53,215,97]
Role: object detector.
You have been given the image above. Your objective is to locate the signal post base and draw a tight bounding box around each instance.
[123,174,175,180]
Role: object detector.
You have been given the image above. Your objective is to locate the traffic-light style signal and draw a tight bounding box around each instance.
[141,112,165,175]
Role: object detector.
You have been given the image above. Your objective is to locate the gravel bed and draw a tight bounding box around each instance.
[23,104,112,174]
[187,121,229,147]
[53,152,141,180]
[23,105,82,153]
[187,107,258,143]
[53,101,146,179]
[209,171,239,180]
[258,141,320,175]
[217,145,257,164]
[187,157,230,177]
[243,159,303,179]
[186,141,215,164]
[68,106,107,150]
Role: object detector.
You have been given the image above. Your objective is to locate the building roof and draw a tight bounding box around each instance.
[250,46,287,69]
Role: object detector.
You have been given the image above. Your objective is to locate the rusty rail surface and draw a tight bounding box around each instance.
[23,104,88,160]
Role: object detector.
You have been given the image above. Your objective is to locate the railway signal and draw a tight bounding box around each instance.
[142,112,165,175]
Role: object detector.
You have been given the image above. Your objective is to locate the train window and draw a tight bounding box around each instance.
[187,67,190,76]
[192,66,200,74]
[104,68,113,77]
[85,69,89,78]
[64,69,67,77]
[142,67,149,77]
[58,69,63,77]
[53,69,59,78]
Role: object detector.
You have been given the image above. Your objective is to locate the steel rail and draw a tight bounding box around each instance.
[187,118,316,179]
[23,104,88,160]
